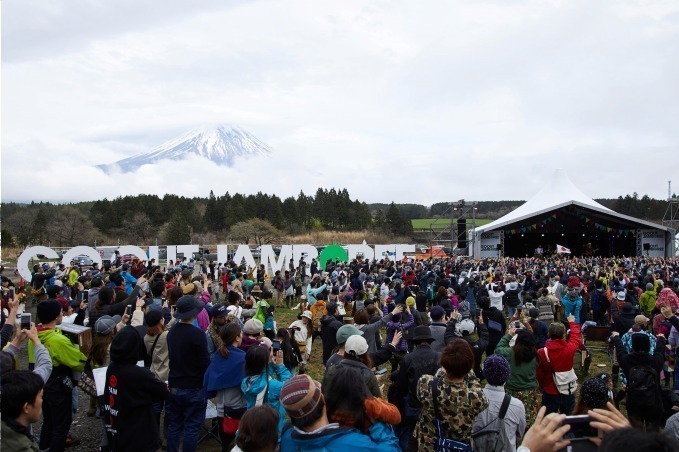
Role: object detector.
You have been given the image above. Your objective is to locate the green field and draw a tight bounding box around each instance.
[411,218,492,229]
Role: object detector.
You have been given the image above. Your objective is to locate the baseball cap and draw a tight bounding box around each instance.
[211,304,229,318]
[336,324,363,345]
[344,335,368,356]
[634,314,650,325]
[95,315,121,335]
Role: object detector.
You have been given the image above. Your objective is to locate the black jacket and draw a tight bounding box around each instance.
[396,343,440,408]
[613,314,635,336]
[613,335,666,381]
[320,314,343,364]
[104,326,168,452]
[482,307,506,348]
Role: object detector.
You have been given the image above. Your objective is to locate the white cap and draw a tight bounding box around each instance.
[301,310,313,320]
[458,319,475,335]
[345,335,368,356]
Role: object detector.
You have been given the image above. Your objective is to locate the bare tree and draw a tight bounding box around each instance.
[122,213,155,244]
[228,219,283,246]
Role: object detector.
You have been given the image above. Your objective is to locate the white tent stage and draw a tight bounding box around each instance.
[470,170,675,258]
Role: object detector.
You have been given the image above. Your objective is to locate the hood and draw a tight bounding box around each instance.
[37,328,60,342]
[288,425,355,448]
[320,314,341,327]
[241,372,268,397]
[110,326,144,364]
[562,294,581,307]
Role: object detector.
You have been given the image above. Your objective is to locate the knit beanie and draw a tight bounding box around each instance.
[483,355,511,386]
[406,297,415,307]
[579,378,609,410]
[280,375,323,419]
[631,333,651,353]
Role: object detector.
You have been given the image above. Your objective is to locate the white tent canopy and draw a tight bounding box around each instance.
[474,169,670,234]
[470,169,674,257]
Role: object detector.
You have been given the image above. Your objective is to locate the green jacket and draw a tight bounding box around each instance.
[494,334,539,391]
[28,328,87,372]
[639,290,657,314]
[1,418,39,452]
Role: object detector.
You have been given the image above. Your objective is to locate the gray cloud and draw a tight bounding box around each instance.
[2,0,678,205]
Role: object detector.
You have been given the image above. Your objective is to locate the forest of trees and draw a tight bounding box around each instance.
[0,190,670,248]
[0,189,414,247]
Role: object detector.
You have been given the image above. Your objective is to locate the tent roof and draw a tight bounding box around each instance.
[474,169,671,233]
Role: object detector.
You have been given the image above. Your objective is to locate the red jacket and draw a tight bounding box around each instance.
[536,322,581,395]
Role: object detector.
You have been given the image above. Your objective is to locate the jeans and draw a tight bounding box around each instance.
[166,388,207,452]
[542,392,575,415]
[40,390,73,452]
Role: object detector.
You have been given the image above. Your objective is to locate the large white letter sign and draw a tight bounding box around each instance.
[347,242,375,262]
[115,245,148,263]
[233,245,257,268]
[260,245,293,273]
[375,244,396,260]
[293,245,318,272]
[17,246,59,282]
[61,246,103,270]
[148,246,159,264]
[395,244,416,261]
[176,245,199,261]
[217,245,229,265]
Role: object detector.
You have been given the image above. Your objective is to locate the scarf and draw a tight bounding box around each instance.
[204,345,246,393]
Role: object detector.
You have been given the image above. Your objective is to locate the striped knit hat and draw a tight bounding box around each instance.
[280,375,323,419]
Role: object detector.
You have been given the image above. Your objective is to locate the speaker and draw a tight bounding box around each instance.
[496,244,503,251]
[643,243,651,251]
[457,218,467,248]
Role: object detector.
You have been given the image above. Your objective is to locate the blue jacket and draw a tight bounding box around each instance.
[241,363,292,434]
[280,421,400,452]
[122,271,137,295]
[306,284,327,304]
[561,294,583,324]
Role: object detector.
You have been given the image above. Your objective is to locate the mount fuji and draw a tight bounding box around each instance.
[97,125,272,173]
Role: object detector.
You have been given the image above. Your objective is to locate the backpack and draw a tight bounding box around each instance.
[591,290,603,311]
[471,394,512,452]
[627,365,661,410]
[505,290,520,307]
[310,304,325,332]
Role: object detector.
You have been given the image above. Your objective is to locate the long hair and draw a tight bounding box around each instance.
[218,323,242,358]
[513,332,537,366]
[91,331,114,367]
[324,366,368,430]
[344,348,372,369]
[245,345,269,377]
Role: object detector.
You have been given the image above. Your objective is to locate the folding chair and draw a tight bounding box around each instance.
[198,399,221,446]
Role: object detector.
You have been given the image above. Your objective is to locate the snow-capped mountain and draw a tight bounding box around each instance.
[97,125,272,173]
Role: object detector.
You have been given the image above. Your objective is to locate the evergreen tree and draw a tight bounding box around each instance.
[163,211,191,245]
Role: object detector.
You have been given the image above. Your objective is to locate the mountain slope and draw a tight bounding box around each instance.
[97,125,272,173]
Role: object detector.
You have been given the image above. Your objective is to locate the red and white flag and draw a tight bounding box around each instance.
[556,244,571,254]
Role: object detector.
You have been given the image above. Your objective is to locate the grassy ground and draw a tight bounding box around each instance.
[411,218,492,229]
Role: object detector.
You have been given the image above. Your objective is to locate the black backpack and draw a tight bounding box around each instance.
[505,290,520,307]
[627,365,661,410]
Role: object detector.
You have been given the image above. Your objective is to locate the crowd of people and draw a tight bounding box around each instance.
[2,253,679,451]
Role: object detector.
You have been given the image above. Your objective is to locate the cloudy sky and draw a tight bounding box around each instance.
[2,0,678,205]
